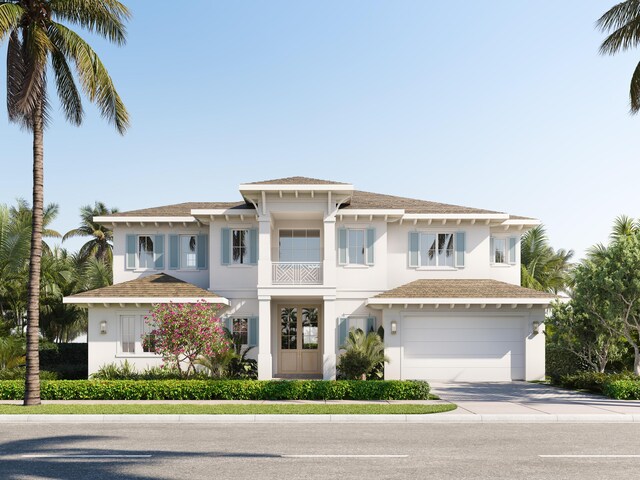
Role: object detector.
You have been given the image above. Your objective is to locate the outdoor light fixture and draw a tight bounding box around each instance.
[390,320,397,335]
[532,321,540,335]
[100,320,108,335]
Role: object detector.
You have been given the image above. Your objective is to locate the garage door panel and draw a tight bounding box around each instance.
[403,327,523,343]
[399,315,526,382]
[404,341,524,356]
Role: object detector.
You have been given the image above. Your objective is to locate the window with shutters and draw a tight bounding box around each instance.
[137,235,155,269]
[491,236,517,265]
[179,235,198,269]
[232,229,248,264]
[231,318,248,345]
[419,232,454,267]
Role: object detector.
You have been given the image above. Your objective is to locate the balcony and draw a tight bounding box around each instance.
[272,262,323,285]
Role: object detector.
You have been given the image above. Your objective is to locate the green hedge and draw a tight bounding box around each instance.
[0,379,430,401]
[40,343,87,380]
[556,371,636,394]
[602,380,640,400]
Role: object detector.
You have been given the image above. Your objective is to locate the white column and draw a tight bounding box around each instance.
[208,220,215,291]
[257,216,272,287]
[323,216,336,287]
[257,295,272,380]
[322,296,337,380]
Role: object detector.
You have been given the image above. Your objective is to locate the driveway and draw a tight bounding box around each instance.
[430,381,640,415]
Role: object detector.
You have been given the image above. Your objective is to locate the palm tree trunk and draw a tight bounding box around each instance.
[24,100,44,407]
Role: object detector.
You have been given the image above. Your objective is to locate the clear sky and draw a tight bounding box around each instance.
[1,1,639,258]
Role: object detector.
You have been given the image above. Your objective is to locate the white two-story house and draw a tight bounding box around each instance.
[64,177,553,382]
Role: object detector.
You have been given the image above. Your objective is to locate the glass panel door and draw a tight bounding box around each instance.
[302,307,319,350]
[280,307,297,350]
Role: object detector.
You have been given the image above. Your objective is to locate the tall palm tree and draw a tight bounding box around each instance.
[1,0,130,405]
[63,202,118,263]
[587,215,639,260]
[520,225,574,294]
[598,1,640,113]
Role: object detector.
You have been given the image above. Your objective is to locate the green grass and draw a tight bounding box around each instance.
[0,403,456,415]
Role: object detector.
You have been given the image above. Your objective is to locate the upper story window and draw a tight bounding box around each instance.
[409,231,465,268]
[180,235,198,269]
[491,236,517,265]
[221,228,257,265]
[126,234,164,270]
[338,228,375,266]
[279,229,321,262]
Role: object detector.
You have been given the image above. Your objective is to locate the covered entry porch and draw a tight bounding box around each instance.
[257,295,338,380]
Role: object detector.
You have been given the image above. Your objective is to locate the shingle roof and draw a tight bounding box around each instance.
[67,273,223,299]
[110,201,252,217]
[343,191,503,215]
[374,279,554,299]
[245,176,349,185]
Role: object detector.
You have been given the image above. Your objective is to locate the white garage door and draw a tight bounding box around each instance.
[400,315,525,382]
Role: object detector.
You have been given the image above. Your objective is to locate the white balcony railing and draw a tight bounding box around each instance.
[272,262,322,285]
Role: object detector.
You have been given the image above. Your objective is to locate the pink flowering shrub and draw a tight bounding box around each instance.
[144,301,231,375]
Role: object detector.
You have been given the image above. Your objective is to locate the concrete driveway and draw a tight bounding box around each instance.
[430,381,640,415]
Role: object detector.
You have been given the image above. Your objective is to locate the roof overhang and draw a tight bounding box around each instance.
[366,297,552,309]
[239,183,354,193]
[63,296,230,307]
[191,208,259,223]
[94,216,197,225]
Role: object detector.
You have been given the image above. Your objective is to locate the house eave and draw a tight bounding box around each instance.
[93,216,197,224]
[63,296,230,306]
[366,297,552,309]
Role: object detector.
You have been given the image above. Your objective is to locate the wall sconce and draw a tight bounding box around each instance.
[532,321,540,335]
[100,320,108,335]
[390,320,397,335]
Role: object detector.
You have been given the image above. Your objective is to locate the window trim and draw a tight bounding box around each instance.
[179,234,198,270]
[116,313,159,358]
[277,228,322,263]
[135,235,156,271]
[231,228,249,265]
[490,235,517,266]
[231,317,249,345]
[416,231,456,268]
[346,228,367,265]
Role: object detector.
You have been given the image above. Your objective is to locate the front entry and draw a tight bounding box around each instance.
[278,305,322,375]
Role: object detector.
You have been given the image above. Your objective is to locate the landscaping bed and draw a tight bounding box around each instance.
[553,372,640,399]
[0,403,454,415]
[0,379,431,401]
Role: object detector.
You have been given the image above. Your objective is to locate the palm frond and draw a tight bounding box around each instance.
[51,47,83,125]
[48,21,130,134]
[0,3,23,41]
[50,0,131,46]
[15,22,52,119]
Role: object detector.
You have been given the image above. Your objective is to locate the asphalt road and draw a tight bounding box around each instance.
[1,423,639,480]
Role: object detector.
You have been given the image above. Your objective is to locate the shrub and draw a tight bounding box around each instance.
[0,379,430,401]
[556,371,636,394]
[0,368,57,380]
[91,362,209,380]
[338,351,371,380]
[338,328,389,380]
[40,343,87,380]
[603,380,640,400]
[545,343,588,382]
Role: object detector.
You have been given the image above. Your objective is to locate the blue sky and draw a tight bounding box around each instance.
[1,1,639,258]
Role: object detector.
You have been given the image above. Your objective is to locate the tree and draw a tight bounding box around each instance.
[520,225,574,294]
[63,202,118,264]
[573,231,640,375]
[598,1,640,113]
[338,328,389,380]
[1,0,130,405]
[146,302,231,376]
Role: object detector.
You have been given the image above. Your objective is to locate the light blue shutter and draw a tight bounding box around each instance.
[168,235,179,270]
[366,316,376,334]
[154,235,165,270]
[455,232,465,268]
[338,228,347,265]
[490,237,495,263]
[366,228,375,265]
[125,235,136,269]
[248,317,258,346]
[221,228,230,265]
[223,317,232,334]
[197,234,208,269]
[248,229,258,264]
[409,232,419,267]
[508,236,517,265]
[338,317,348,348]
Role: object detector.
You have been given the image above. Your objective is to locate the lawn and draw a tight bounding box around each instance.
[0,403,456,415]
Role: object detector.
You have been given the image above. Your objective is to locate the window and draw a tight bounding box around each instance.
[137,236,154,269]
[231,318,248,345]
[232,229,248,264]
[119,315,157,355]
[419,233,454,267]
[279,229,321,262]
[347,229,365,265]
[492,238,506,264]
[180,235,197,269]
[121,315,136,354]
[142,318,156,353]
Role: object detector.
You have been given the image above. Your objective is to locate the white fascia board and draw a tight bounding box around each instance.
[94,216,196,224]
[500,219,541,226]
[190,209,257,217]
[239,184,354,192]
[402,213,510,221]
[338,209,405,216]
[63,296,230,306]
[366,297,552,308]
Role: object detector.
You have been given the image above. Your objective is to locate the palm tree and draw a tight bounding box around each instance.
[587,215,639,260]
[1,0,130,405]
[340,328,389,380]
[63,202,118,263]
[598,1,640,113]
[520,225,574,294]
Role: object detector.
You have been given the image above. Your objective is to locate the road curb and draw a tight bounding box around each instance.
[0,414,638,424]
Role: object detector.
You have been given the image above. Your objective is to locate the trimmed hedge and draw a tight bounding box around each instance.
[602,380,640,400]
[0,379,430,401]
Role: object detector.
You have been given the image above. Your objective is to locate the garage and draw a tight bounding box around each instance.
[400,315,526,382]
